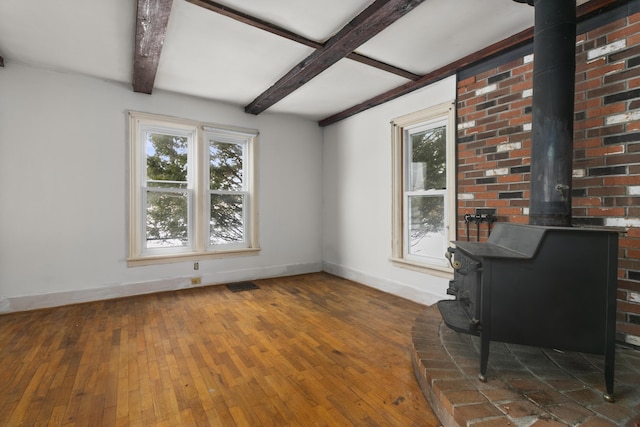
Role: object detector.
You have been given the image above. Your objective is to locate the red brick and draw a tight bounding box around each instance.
[575,98,602,112]
[442,389,488,412]
[509,115,532,126]
[498,109,524,121]
[574,157,605,169]
[604,175,640,185]
[577,56,606,72]
[586,124,626,138]
[509,98,532,110]
[587,207,625,216]
[509,216,529,224]
[498,75,524,90]
[465,96,487,107]
[496,207,523,215]
[586,103,627,118]
[587,16,627,39]
[458,148,478,159]
[491,200,511,207]
[574,138,602,149]
[617,321,640,336]
[457,105,476,117]
[626,228,640,238]
[485,120,510,132]
[585,145,625,157]
[453,403,503,426]
[458,75,476,88]
[620,237,640,249]
[576,78,606,93]
[508,80,532,93]
[477,68,500,80]
[584,81,626,99]
[619,258,640,270]
[511,63,534,77]
[573,197,603,206]
[619,279,640,292]
[586,61,626,80]
[495,175,524,184]
[586,187,627,196]
[575,117,605,131]
[606,153,640,165]
[603,65,640,84]
[629,11,640,24]
[487,88,512,101]
[475,192,499,200]
[508,148,531,159]
[609,20,640,41]
[498,57,526,73]
[628,76,640,88]
[619,299,640,314]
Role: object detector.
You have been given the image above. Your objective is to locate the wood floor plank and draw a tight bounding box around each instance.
[0,272,439,426]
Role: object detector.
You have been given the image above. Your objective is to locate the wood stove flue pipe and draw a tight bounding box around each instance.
[514,0,577,227]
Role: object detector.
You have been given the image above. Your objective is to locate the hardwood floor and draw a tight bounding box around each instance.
[0,273,439,426]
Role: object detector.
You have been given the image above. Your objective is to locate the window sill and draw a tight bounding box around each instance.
[128,247,260,267]
[390,257,454,279]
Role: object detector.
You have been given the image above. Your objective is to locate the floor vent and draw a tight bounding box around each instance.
[226,282,260,292]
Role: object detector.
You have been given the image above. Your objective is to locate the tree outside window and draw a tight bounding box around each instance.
[391,102,455,273]
[128,112,258,266]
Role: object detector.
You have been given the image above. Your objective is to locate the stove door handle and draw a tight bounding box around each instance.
[444,249,462,270]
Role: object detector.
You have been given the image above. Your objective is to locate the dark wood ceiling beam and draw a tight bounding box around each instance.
[133,0,174,94]
[318,0,624,127]
[347,53,420,80]
[244,0,426,115]
[577,0,629,18]
[187,0,421,82]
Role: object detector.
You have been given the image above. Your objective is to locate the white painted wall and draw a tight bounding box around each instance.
[0,61,455,313]
[322,76,457,306]
[0,63,323,312]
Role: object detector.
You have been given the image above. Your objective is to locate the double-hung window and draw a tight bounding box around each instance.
[129,111,258,266]
[391,102,455,274]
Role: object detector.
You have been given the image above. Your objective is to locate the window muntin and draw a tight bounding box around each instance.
[129,112,258,265]
[391,102,455,274]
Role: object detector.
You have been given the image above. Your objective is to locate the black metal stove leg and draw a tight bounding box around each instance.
[479,334,489,382]
[603,348,615,402]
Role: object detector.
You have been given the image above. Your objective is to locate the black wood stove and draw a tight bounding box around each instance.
[438,223,618,400]
[436,0,620,402]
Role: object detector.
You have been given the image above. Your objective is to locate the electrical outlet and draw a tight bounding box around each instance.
[194,262,199,270]
[191,277,202,285]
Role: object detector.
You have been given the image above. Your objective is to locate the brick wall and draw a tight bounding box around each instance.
[456,12,640,347]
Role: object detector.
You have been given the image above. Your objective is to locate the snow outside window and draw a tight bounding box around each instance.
[391,102,455,274]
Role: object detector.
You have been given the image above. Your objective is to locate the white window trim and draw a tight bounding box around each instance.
[128,111,259,267]
[390,101,456,277]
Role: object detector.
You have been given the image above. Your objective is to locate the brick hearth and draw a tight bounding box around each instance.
[411,305,640,426]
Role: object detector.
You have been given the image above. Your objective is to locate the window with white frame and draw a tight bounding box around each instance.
[391,102,455,273]
[128,111,259,266]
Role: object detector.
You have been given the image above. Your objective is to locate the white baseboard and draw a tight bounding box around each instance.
[322,261,447,306]
[0,262,322,314]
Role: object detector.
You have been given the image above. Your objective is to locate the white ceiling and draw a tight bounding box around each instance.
[0,1,586,122]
